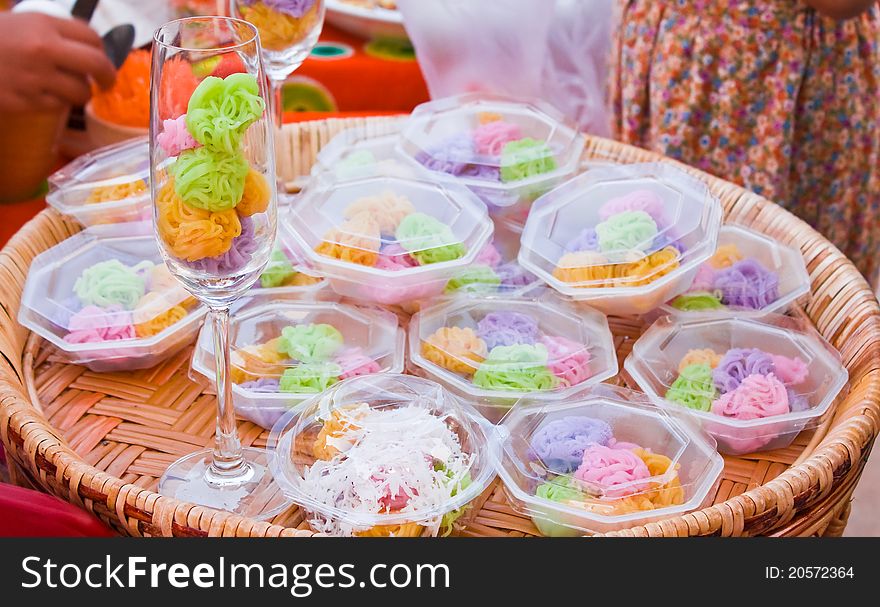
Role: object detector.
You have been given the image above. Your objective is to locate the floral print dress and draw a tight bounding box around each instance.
[612,0,880,282]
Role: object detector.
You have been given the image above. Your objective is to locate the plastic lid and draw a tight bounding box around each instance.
[284,174,493,281]
[46,137,150,218]
[494,384,723,534]
[18,223,204,357]
[519,162,722,296]
[439,239,540,298]
[624,314,849,431]
[311,125,419,182]
[267,374,497,536]
[398,94,585,194]
[254,228,327,293]
[409,292,617,401]
[192,299,405,404]
[662,224,810,315]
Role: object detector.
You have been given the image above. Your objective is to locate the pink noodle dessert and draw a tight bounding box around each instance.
[573,444,651,498]
[473,121,523,156]
[541,334,591,387]
[335,347,382,380]
[598,189,665,223]
[64,304,136,344]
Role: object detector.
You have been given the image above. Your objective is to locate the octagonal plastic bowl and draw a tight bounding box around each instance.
[283,173,493,305]
[519,162,723,316]
[267,374,497,537]
[310,127,419,183]
[18,223,206,372]
[658,224,810,317]
[624,315,849,455]
[192,298,405,429]
[397,93,585,226]
[46,136,151,226]
[408,292,617,422]
[493,384,723,536]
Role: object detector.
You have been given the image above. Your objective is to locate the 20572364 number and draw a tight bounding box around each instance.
[788,566,854,579]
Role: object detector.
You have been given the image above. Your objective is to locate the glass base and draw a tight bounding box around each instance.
[159,447,289,521]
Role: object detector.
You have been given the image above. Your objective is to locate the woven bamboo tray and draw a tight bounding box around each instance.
[1,117,878,537]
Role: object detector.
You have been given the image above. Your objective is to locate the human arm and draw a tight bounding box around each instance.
[804,0,877,20]
[0,12,116,113]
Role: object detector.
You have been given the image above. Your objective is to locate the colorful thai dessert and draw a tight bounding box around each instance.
[294,403,475,536]
[441,240,537,296]
[528,416,685,520]
[230,322,384,394]
[663,347,811,452]
[63,261,198,345]
[551,188,682,289]
[423,314,588,392]
[155,69,272,274]
[399,95,585,225]
[668,243,780,311]
[257,247,323,289]
[416,116,558,186]
[313,190,466,270]
[46,138,153,226]
[236,0,321,52]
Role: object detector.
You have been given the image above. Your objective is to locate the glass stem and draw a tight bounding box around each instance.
[209,306,246,478]
[270,76,284,130]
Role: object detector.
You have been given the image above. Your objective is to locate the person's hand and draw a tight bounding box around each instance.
[0,12,116,113]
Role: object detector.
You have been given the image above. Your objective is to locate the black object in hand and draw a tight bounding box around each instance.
[102,24,136,69]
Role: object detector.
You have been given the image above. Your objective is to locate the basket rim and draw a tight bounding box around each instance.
[0,119,878,538]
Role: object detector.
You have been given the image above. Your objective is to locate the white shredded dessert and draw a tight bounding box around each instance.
[300,402,473,536]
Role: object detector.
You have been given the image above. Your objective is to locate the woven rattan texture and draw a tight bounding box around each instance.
[1,117,877,537]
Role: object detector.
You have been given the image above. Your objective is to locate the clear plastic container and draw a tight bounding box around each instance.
[397,93,586,227]
[251,226,328,298]
[519,162,723,316]
[493,384,723,536]
[624,315,849,455]
[18,223,206,372]
[657,224,810,317]
[192,298,405,429]
[408,292,618,422]
[46,137,151,226]
[394,238,543,316]
[310,125,419,183]
[283,173,494,305]
[267,374,497,537]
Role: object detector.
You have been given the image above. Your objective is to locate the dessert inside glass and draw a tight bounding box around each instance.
[267,374,496,536]
[150,16,284,519]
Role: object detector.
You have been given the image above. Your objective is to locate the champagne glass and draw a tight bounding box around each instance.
[151,17,285,518]
[230,0,326,127]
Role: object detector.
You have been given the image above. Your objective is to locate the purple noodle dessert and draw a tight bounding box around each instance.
[187,216,258,274]
[712,347,776,394]
[713,258,780,309]
[529,416,614,474]
[477,310,540,350]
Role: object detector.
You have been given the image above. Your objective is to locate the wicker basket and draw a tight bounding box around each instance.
[1,117,878,537]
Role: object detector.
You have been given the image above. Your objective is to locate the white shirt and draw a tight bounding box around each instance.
[15,0,176,47]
